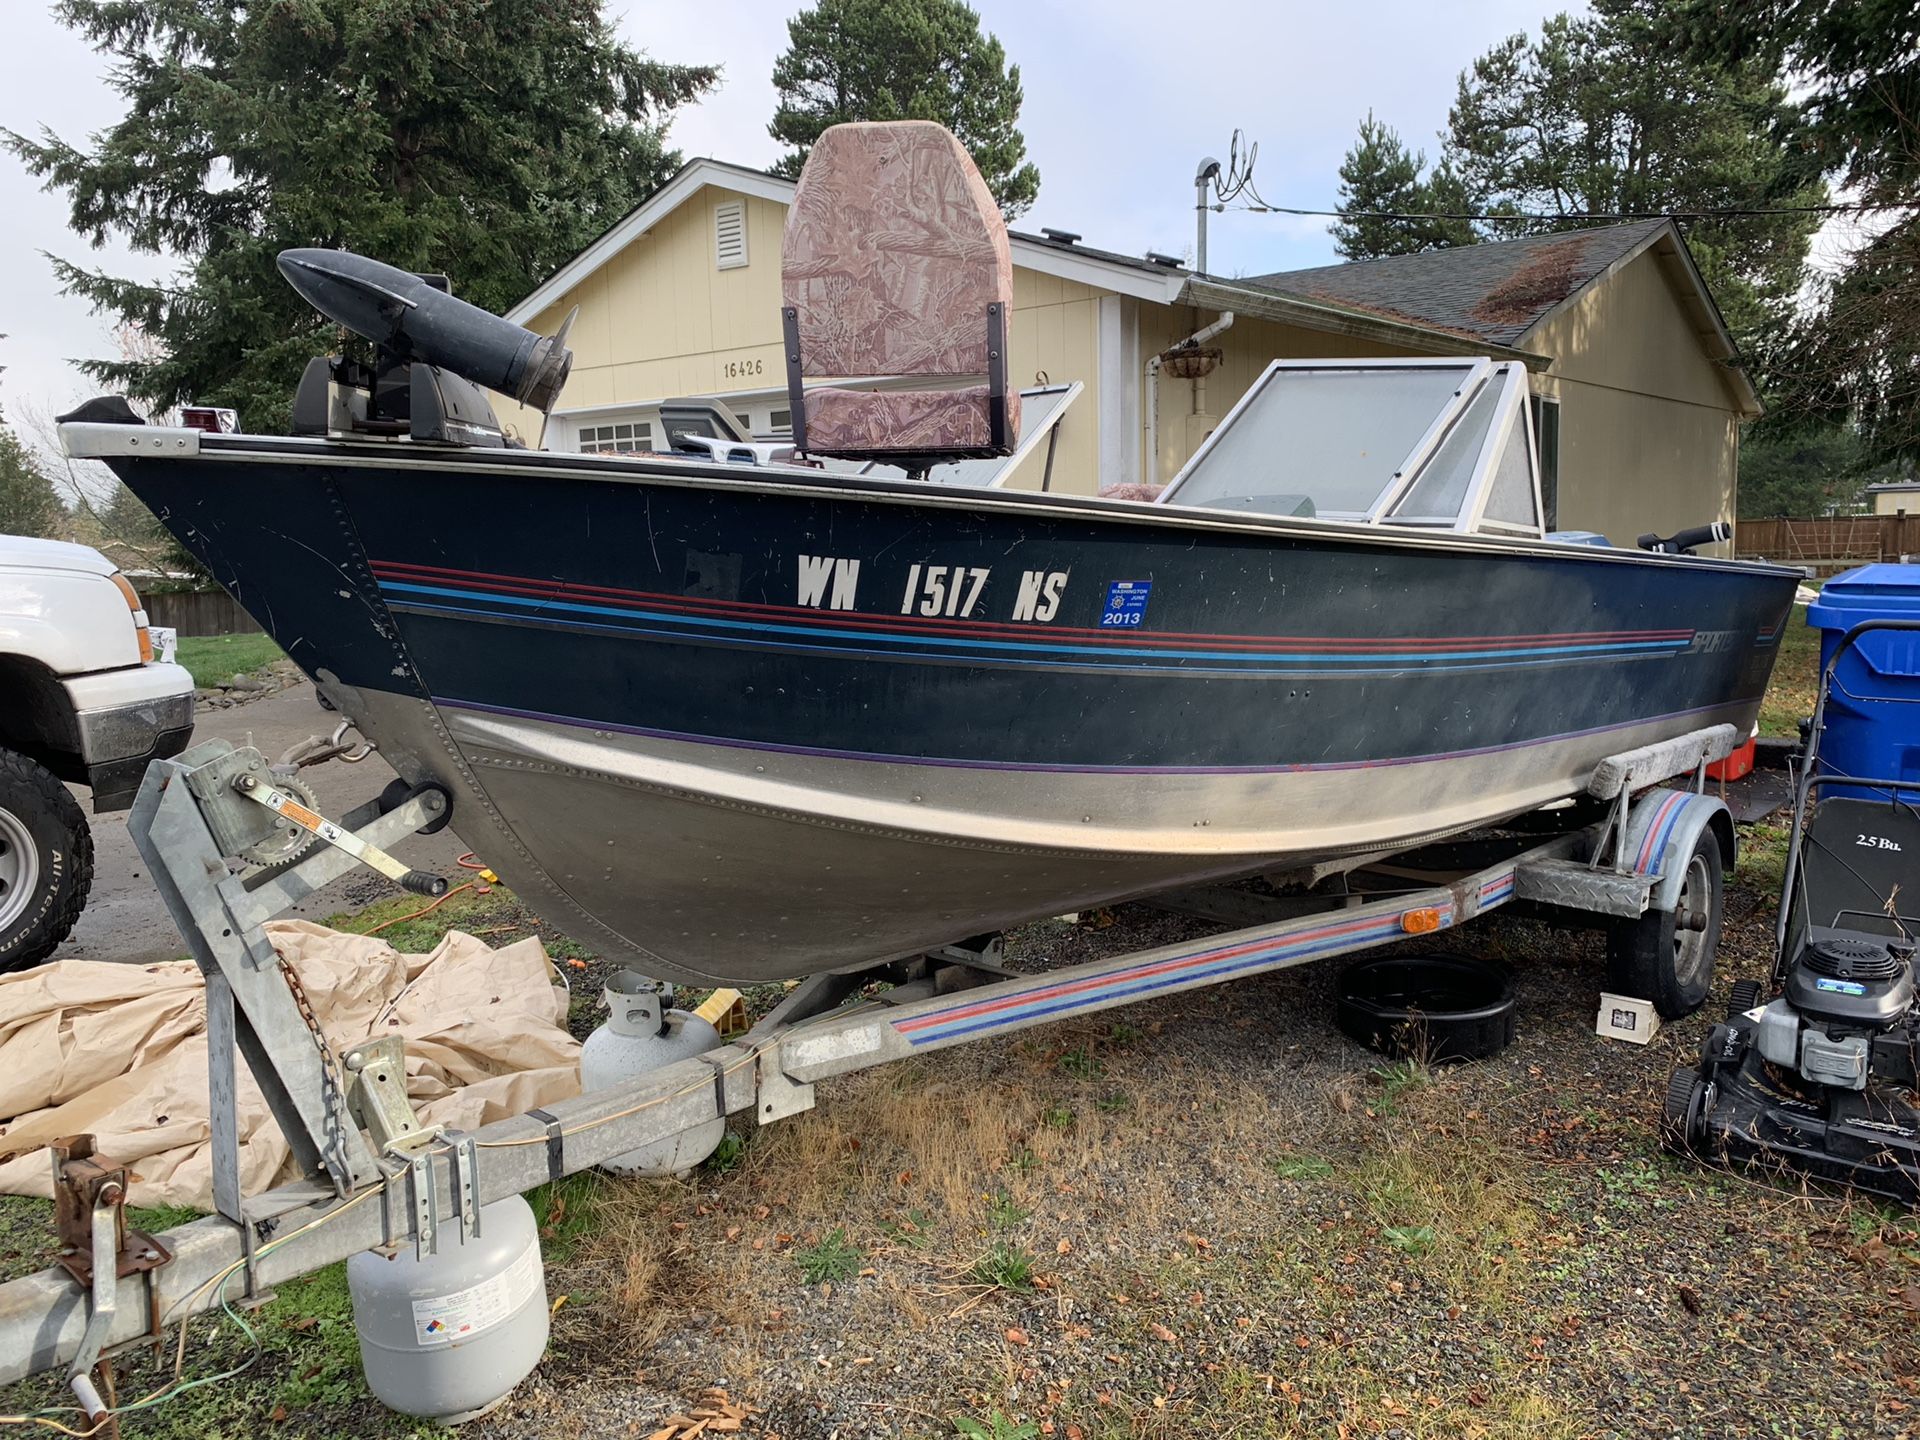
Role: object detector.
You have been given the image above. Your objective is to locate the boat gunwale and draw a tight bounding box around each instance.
[84,423,1803,580]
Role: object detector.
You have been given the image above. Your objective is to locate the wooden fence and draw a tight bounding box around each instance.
[144,588,262,637]
[1737,515,1920,566]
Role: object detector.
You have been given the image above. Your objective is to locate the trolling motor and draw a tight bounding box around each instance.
[281,248,575,447]
[1665,618,1920,1201]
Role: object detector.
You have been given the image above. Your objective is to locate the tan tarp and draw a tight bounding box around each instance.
[0,922,583,1209]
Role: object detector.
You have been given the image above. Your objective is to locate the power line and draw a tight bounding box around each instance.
[1213,199,1919,222]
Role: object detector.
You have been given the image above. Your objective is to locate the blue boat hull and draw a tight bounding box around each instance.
[108,436,1799,983]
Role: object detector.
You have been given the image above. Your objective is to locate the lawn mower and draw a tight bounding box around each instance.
[1664,617,1920,1201]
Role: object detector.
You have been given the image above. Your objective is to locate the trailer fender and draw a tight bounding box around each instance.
[1621,788,1735,911]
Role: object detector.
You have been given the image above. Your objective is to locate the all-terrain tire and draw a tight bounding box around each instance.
[1607,829,1724,1021]
[0,749,94,973]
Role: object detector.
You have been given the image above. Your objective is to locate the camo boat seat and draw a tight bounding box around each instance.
[781,121,1019,468]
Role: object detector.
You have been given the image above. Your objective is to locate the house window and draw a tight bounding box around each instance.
[714,200,748,271]
[578,420,653,454]
[769,408,792,436]
[1530,396,1560,531]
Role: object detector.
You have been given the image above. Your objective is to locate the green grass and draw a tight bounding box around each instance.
[1272,1153,1336,1182]
[952,1411,1039,1439]
[969,1239,1036,1292]
[323,883,531,951]
[1758,601,1820,739]
[527,1173,604,1264]
[879,1209,935,1250]
[1368,1059,1432,1115]
[795,1227,862,1284]
[985,1189,1030,1229]
[1736,814,1794,894]
[174,632,286,688]
[1055,1045,1102,1079]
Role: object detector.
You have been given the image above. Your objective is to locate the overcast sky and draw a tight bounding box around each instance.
[1,0,1590,421]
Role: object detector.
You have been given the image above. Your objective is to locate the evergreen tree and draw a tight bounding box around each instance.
[770,0,1039,218]
[1659,0,1920,462]
[0,429,64,540]
[1440,2,1821,361]
[1737,424,1876,518]
[1332,1,1820,370]
[6,1,717,433]
[1333,114,1475,259]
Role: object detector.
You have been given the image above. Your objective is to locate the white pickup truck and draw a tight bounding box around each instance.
[0,535,195,970]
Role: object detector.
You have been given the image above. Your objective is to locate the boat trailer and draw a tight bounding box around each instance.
[0,724,1741,1397]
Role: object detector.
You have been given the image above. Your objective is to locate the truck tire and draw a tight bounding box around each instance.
[0,749,94,973]
[1607,828,1723,1020]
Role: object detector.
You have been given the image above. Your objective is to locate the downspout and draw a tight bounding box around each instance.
[1145,352,1164,487]
[1146,311,1236,485]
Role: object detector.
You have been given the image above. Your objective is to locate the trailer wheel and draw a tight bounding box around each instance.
[0,749,94,973]
[1608,829,1723,1020]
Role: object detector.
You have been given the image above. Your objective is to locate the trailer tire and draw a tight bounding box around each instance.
[0,749,94,974]
[1608,829,1723,1020]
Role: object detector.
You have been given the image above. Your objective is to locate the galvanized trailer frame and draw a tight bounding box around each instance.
[0,725,1740,1389]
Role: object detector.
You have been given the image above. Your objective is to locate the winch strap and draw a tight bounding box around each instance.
[526,1108,565,1181]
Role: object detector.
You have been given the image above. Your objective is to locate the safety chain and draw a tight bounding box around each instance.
[277,955,355,1193]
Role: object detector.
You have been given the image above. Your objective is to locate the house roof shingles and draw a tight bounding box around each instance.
[1241,220,1669,348]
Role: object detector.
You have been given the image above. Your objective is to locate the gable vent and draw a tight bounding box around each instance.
[714,200,748,271]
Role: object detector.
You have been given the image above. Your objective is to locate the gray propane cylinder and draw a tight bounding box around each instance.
[346,1193,548,1423]
[579,970,726,1176]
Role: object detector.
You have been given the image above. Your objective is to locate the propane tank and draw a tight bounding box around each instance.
[579,971,733,1176]
[346,1193,548,1423]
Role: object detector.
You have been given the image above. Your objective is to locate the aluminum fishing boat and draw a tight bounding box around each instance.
[62,122,1799,986]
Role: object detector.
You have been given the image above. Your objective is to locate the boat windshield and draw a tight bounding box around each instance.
[1159,358,1544,536]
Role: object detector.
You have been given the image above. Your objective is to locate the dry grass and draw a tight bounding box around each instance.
[1346,1113,1539,1301]
[554,1020,1593,1436]
[491,825,1920,1438]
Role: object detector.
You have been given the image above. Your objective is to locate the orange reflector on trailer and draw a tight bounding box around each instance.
[1401,908,1443,934]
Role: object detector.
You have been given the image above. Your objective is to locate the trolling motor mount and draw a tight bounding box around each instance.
[282,248,575,447]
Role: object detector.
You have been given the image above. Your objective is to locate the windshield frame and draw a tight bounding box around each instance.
[1157,356,1543,538]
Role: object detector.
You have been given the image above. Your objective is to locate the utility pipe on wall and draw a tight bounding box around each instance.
[1145,311,1235,486]
[1194,156,1220,275]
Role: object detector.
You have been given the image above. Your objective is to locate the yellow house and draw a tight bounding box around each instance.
[506,158,1758,545]
[1870,483,1920,516]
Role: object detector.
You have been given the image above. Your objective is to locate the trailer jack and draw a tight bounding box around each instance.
[50,1136,172,1422]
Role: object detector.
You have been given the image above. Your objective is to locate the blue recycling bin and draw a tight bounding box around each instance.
[1805,564,1920,800]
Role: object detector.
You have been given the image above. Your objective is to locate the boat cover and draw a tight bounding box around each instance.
[0,923,580,1208]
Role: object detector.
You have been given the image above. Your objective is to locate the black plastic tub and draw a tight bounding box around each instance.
[1335,953,1516,1063]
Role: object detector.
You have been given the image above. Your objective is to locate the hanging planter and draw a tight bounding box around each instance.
[1160,346,1222,380]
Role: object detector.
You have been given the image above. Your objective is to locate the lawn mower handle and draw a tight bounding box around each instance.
[1775,616,1920,973]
